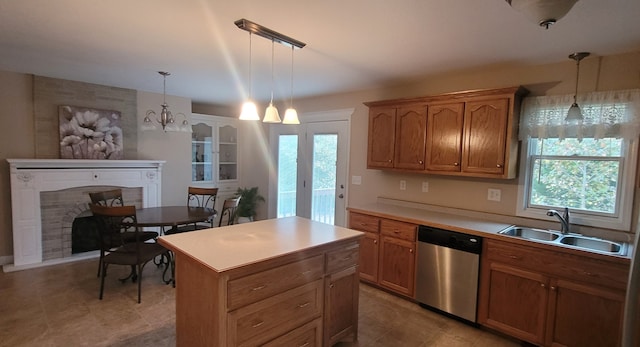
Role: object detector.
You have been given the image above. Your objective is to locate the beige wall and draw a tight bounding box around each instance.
[263,51,640,231]
[0,71,34,257]
[1,50,639,260]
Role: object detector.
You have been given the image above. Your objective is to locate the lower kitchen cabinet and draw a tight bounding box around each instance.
[324,266,359,346]
[348,212,417,298]
[479,239,629,347]
[378,234,415,297]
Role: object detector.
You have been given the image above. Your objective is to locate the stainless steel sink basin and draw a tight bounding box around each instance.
[559,235,626,255]
[498,226,627,256]
[499,227,561,242]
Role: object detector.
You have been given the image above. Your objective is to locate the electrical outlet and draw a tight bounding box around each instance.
[421,181,429,193]
[351,175,362,185]
[487,188,502,202]
[400,180,406,191]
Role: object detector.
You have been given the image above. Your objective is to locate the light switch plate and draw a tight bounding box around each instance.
[487,188,501,202]
[421,181,429,193]
[400,180,406,190]
[351,175,362,185]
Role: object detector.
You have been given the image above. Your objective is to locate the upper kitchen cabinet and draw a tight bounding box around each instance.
[366,104,428,170]
[191,113,239,192]
[365,86,527,179]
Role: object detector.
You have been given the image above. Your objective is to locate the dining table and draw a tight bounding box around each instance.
[134,205,216,284]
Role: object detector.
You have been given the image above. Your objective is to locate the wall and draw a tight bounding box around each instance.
[260,51,640,234]
[0,71,34,258]
[136,91,193,207]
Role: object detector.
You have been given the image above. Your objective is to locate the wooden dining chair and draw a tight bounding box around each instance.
[88,189,158,277]
[169,187,218,234]
[89,203,173,304]
[218,196,241,227]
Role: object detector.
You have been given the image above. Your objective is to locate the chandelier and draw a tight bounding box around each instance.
[142,71,190,132]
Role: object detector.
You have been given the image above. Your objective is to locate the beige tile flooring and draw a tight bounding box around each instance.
[0,258,522,347]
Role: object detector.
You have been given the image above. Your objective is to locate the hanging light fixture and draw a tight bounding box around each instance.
[235,18,305,124]
[239,32,260,120]
[262,39,281,123]
[282,45,300,125]
[565,52,590,123]
[505,0,579,29]
[143,71,190,132]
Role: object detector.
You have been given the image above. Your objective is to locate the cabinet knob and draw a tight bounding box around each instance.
[373,240,377,244]
[409,248,413,253]
[551,286,556,291]
[540,283,546,288]
[388,159,392,163]
[453,162,459,166]
[329,283,335,289]
[496,164,502,168]
[418,160,424,164]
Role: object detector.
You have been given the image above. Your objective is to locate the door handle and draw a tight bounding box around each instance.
[338,194,344,199]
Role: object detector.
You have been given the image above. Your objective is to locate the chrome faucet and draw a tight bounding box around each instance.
[546,207,571,234]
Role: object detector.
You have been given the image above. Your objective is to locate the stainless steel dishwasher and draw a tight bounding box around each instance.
[416,225,482,323]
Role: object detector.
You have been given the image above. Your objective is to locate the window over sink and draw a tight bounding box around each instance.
[517,89,640,231]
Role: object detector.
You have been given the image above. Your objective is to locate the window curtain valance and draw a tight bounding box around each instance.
[519,89,640,140]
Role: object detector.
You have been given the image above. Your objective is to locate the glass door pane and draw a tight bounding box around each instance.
[192,122,213,182]
[277,135,298,218]
[311,134,337,225]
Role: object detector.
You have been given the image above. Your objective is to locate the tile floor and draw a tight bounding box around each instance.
[0,259,522,347]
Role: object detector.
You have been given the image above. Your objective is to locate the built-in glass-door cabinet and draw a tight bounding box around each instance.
[191,114,239,192]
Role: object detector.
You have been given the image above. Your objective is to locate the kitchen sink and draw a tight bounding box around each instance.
[499,226,561,242]
[559,235,626,255]
[498,226,627,256]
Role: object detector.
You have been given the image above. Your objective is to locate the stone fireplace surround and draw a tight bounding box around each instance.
[6,159,164,271]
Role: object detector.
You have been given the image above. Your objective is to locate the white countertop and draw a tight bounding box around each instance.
[158,216,363,272]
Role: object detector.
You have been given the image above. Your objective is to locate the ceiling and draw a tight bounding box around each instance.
[1,0,639,107]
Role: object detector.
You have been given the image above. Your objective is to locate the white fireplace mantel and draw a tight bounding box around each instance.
[7,159,165,268]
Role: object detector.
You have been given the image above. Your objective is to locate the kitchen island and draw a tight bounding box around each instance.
[158,216,363,347]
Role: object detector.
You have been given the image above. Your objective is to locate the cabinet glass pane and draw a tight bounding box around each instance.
[218,125,237,181]
[192,122,213,182]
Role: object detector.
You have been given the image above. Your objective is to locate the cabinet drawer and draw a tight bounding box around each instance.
[486,239,629,289]
[227,280,323,347]
[349,212,380,233]
[380,219,416,241]
[326,242,359,274]
[262,318,322,347]
[227,255,324,310]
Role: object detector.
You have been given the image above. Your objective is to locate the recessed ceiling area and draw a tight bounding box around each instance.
[0,0,638,105]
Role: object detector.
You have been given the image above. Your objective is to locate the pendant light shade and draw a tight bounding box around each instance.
[565,52,590,123]
[239,32,260,121]
[240,101,259,120]
[263,40,281,123]
[282,45,300,125]
[505,0,579,29]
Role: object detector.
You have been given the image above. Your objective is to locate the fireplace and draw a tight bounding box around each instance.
[39,186,143,261]
[7,159,164,270]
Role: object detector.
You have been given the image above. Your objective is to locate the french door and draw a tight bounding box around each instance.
[270,119,349,226]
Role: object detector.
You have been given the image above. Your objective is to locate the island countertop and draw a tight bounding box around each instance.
[158,216,363,272]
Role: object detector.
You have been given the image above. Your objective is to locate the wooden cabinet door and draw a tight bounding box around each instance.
[480,262,548,346]
[367,107,396,168]
[358,231,379,283]
[324,266,359,347]
[426,102,464,172]
[378,235,415,297]
[394,105,427,170]
[462,98,509,175]
[545,278,625,347]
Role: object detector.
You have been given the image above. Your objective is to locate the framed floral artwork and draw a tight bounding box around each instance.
[59,106,124,159]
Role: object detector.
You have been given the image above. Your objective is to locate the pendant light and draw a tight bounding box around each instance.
[262,39,281,123]
[565,52,590,123]
[282,45,300,125]
[239,32,260,120]
[505,0,579,29]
